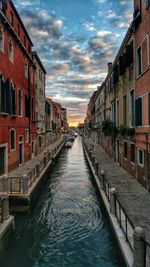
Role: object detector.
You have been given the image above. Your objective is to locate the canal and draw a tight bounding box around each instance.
[0,137,120,267]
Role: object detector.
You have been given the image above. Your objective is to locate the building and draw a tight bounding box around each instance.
[0,0,36,174]
[45,97,54,145]
[53,102,62,138]
[89,22,135,179]
[85,91,97,142]
[33,52,46,154]
[134,0,150,189]
[61,107,68,133]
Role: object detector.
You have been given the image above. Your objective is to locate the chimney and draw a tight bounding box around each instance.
[107,62,112,74]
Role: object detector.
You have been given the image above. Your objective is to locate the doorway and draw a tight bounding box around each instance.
[116,139,120,163]
[19,136,24,165]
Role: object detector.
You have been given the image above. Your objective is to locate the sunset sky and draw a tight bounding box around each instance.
[14,0,133,126]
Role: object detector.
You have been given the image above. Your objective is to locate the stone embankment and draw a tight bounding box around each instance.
[83,138,150,267]
[0,135,67,245]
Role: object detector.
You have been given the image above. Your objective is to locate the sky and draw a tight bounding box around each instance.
[14,0,133,126]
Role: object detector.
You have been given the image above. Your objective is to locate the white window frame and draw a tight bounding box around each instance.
[10,128,16,151]
[138,148,144,167]
[25,129,29,143]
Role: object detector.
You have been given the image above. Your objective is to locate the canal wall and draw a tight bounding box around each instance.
[82,141,133,267]
[82,139,150,267]
[0,136,67,248]
[8,136,67,211]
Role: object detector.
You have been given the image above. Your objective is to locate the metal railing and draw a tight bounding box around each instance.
[114,194,134,251]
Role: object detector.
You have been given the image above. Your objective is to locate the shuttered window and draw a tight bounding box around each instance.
[130,89,135,127]
[135,97,142,126]
[130,143,135,163]
[0,77,15,115]
[119,54,126,76]
[126,41,133,68]
[146,0,150,9]
[137,46,142,76]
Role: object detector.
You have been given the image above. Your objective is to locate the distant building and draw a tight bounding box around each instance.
[53,102,62,137]
[33,51,46,154]
[45,97,54,145]
[0,0,36,174]
[61,107,68,132]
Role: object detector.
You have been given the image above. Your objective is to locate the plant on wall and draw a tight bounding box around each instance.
[102,119,119,137]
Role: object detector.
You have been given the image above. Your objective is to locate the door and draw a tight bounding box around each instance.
[19,143,23,164]
[0,147,5,175]
[116,139,119,163]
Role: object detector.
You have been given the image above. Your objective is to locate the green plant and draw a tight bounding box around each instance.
[126,127,135,136]
[119,125,135,137]
[119,125,128,136]
[102,119,119,137]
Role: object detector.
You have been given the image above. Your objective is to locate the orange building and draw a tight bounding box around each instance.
[134,0,150,189]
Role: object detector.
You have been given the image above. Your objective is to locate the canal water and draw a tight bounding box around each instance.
[0,137,120,267]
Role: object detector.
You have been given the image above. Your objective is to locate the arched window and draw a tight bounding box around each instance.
[8,40,13,62]
[18,89,22,116]
[0,24,4,52]
[25,62,28,78]
[10,129,16,151]
[10,82,16,115]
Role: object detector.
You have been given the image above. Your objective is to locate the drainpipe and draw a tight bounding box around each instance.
[28,64,31,146]
[145,133,150,191]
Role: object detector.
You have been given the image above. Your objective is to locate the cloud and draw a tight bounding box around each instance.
[13,0,133,125]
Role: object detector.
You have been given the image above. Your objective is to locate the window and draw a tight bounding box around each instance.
[146,0,150,9]
[25,62,28,78]
[0,24,4,52]
[17,24,20,37]
[130,89,135,127]
[10,83,16,115]
[116,99,119,126]
[130,143,135,163]
[39,136,42,148]
[123,95,127,125]
[135,97,142,126]
[137,46,142,76]
[18,89,22,116]
[30,68,33,84]
[10,129,16,151]
[25,129,29,143]
[8,40,13,63]
[28,44,31,54]
[124,142,128,159]
[111,102,116,124]
[25,94,30,118]
[138,149,144,167]
[24,36,26,47]
[31,97,34,120]
[10,11,14,27]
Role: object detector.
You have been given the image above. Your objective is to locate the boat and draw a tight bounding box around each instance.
[65,141,73,148]
[68,136,75,142]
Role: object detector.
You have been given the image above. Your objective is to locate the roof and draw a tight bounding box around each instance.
[10,0,33,46]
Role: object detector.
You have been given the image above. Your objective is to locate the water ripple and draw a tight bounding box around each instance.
[0,137,119,267]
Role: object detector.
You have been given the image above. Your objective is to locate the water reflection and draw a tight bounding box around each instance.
[0,137,119,267]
